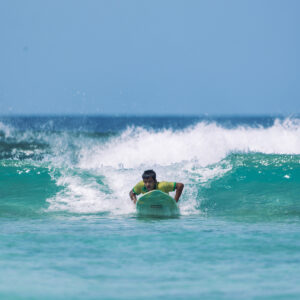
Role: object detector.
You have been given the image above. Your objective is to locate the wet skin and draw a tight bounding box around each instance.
[143,177,156,191]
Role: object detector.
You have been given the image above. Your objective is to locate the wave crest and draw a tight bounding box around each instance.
[78,118,300,170]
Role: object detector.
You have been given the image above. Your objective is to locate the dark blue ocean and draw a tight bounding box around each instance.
[1,115,300,299]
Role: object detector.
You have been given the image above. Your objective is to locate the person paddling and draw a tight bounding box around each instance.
[129,170,184,204]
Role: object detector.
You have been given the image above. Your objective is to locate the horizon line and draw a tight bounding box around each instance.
[0,113,298,118]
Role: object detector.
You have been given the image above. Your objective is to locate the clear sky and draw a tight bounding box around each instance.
[0,0,299,115]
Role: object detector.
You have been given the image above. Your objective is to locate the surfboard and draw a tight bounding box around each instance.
[136,190,179,217]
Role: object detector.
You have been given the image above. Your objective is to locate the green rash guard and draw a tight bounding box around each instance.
[132,181,176,195]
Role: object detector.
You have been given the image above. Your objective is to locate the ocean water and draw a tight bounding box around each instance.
[0,115,300,300]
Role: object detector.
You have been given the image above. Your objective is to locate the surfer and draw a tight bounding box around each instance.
[129,170,184,204]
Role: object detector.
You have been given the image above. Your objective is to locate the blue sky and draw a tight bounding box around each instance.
[0,0,299,115]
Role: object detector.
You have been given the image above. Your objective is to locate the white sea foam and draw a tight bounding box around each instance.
[0,121,13,138]
[78,118,300,170]
[46,118,300,215]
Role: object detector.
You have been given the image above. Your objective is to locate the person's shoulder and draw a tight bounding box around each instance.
[159,181,175,185]
[132,181,144,195]
[158,181,176,191]
[158,181,176,188]
[135,180,144,186]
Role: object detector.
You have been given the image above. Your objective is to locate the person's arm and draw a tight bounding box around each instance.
[174,182,184,202]
[129,190,138,204]
[129,181,142,204]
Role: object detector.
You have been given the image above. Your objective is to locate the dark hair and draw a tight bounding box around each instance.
[142,170,156,181]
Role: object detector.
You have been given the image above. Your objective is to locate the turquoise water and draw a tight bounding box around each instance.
[0,116,300,299]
